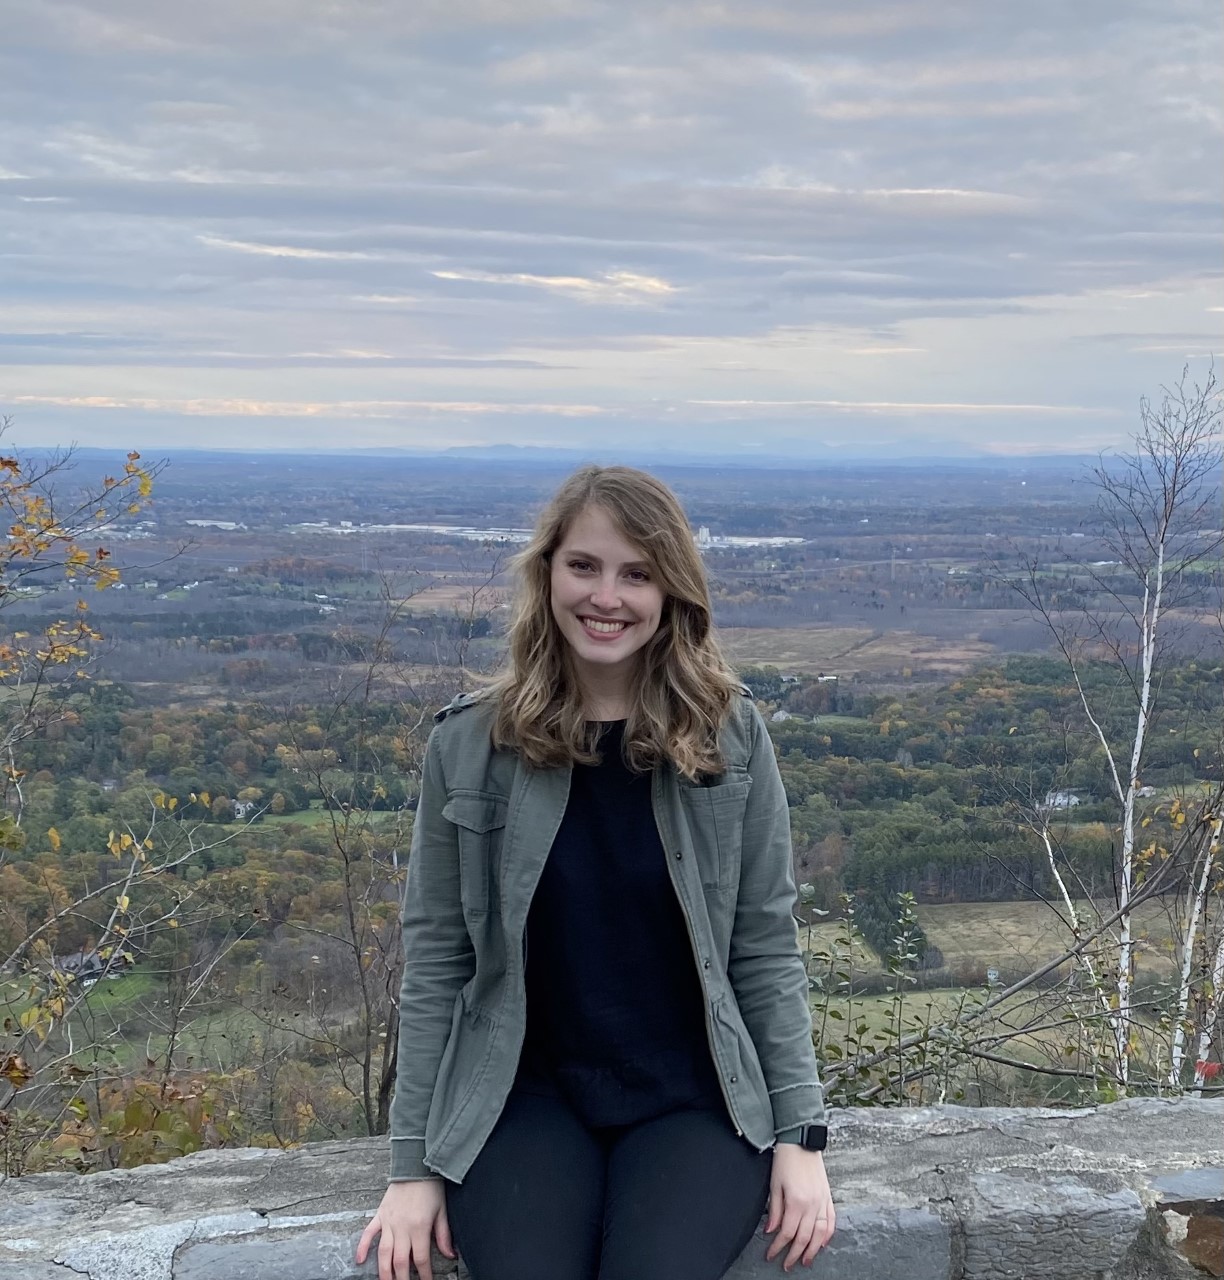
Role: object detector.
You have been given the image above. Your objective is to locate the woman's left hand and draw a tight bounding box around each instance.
[764,1144,835,1271]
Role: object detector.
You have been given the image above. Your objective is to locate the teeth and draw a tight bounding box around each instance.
[584,618,628,633]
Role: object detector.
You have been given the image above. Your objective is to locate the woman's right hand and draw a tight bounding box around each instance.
[356,1179,456,1280]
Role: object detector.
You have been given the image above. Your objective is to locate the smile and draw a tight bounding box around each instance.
[580,617,630,635]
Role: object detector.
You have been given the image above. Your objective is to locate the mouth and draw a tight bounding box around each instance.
[579,616,631,637]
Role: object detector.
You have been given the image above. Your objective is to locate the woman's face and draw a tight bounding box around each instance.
[549,505,665,689]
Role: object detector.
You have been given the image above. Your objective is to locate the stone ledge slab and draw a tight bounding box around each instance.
[0,1098,1219,1279]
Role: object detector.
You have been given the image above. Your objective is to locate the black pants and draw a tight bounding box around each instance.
[446,1083,772,1280]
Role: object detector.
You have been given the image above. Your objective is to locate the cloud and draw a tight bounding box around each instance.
[9,394,607,418]
[432,268,677,303]
[1,0,1219,453]
[199,235,383,261]
[686,399,1108,416]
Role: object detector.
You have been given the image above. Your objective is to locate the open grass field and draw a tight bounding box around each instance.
[797,921,881,977]
[0,966,161,1023]
[397,583,509,612]
[717,626,995,676]
[808,982,1173,1103]
[916,899,1180,981]
[256,800,348,829]
[812,986,977,1039]
[798,897,1183,989]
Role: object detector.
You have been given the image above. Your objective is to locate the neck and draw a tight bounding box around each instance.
[586,700,628,721]
[572,659,634,722]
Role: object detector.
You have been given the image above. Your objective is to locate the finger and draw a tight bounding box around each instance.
[356,1215,380,1264]
[802,1216,832,1265]
[435,1203,457,1259]
[411,1230,434,1280]
[765,1206,802,1262]
[784,1213,817,1271]
[765,1184,784,1235]
[377,1235,395,1280]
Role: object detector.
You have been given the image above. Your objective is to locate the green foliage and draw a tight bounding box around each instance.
[3,643,1218,1169]
[775,655,1220,909]
[7,1072,241,1175]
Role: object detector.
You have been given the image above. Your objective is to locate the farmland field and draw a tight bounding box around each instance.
[718,626,995,676]
[799,897,1182,988]
[918,899,1180,981]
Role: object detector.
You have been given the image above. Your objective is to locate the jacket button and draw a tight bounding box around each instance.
[729,1075,738,1084]
[703,959,710,969]
[674,850,683,860]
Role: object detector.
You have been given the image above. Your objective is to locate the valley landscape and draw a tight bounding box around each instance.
[2,444,1220,1170]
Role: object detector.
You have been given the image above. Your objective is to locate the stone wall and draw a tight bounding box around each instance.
[0,1098,1220,1279]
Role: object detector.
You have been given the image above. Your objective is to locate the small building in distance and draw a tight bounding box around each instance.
[52,949,132,989]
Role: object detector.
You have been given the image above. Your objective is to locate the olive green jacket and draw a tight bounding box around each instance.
[388,692,826,1183]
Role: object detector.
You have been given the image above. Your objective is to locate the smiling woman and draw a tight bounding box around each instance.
[490,465,745,779]
[548,506,665,716]
[357,465,834,1280]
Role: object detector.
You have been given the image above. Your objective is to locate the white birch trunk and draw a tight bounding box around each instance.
[1190,819,1224,1094]
[1036,822,1110,1079]
[1192,928,1224,1094]
[1169,826,1217,1086]
[1113,546,1165,1088]
[1064,664,1129,1083]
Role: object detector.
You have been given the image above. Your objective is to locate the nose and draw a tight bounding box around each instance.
[589,575,622,612]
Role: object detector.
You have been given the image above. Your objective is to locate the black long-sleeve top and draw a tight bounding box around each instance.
[520,721,724,1127]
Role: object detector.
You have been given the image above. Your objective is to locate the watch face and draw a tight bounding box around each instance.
[802,1125,828,1152]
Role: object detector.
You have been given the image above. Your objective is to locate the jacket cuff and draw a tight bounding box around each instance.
[388,1137,433,1181]
[769,1081,827,1131]
[775,1126,804,1145]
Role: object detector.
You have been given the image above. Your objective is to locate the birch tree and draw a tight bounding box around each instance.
[1006,367,1222,1091]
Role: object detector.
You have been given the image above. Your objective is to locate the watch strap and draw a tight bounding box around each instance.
[776,1124,828,1151]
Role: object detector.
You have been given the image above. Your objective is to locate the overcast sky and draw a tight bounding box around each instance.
[2,0,1220,458]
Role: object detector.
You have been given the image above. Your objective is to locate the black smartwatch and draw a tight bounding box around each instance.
[798,1124,828,1152]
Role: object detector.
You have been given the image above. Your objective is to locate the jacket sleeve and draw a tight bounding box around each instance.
[728,700,827,1132]
[388,725,476,1180]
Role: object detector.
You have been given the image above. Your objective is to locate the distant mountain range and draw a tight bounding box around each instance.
[41,442,1106,471]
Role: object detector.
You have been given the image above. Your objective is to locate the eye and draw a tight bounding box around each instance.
[568,559,594,573]
[626,569,651,583]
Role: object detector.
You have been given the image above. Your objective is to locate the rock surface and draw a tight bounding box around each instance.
[0,1098,1220,1279]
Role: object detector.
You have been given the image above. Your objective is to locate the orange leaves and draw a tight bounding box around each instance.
[106,830,138,858]
[30,1070,238,1173]
[2,1053,33,1088]
[1,442,153,641]
[121,451,153,507]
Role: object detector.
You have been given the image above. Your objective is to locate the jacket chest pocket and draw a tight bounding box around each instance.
[442,790,508,916]
[678,776,752,891]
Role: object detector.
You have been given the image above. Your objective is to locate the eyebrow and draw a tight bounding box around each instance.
[565,549,652,571]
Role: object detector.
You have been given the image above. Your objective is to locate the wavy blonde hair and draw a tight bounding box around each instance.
[487,465,741,779]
